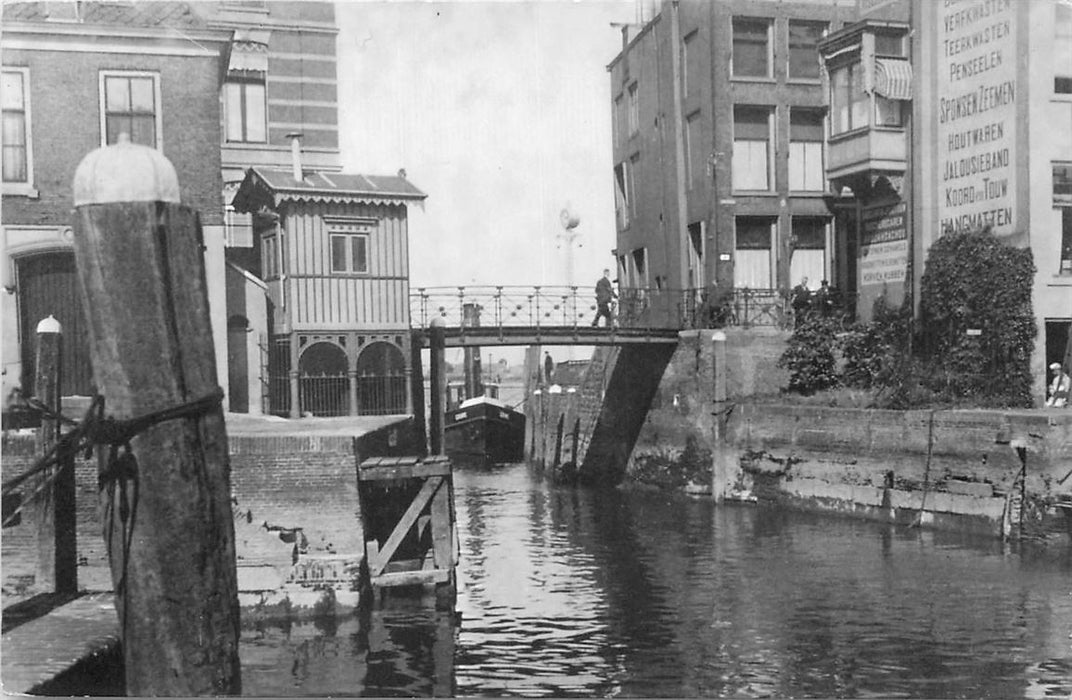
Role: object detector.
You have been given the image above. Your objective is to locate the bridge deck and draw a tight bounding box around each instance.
[413,325,681,347]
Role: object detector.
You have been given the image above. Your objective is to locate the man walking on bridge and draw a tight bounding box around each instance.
[592,269,617,328]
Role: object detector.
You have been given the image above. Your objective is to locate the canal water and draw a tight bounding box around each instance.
[240,462,1072,698]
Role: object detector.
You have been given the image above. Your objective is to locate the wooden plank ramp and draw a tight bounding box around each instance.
[2,593,118,694]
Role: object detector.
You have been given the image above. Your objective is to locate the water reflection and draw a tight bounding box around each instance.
[239,462,1072,698]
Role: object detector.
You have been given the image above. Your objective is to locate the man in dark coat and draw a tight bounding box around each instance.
[592,268,617,328]
[544,352,555,384]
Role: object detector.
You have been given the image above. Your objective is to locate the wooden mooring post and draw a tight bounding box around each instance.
[429,317,447,455]
[71,136,241,695]
[358,456,458,610]
[32,315,77,594]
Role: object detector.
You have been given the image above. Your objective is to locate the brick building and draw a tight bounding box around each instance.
[1,2,232,405]
[188,1,343,415]
[607,0,857,326]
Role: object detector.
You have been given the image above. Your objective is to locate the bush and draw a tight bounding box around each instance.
[840,296,913,389]
[778,314,841,394]
[918,227,1036,407]
[780,226,1036,409]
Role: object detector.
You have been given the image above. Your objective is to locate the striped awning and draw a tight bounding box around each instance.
[874,58,913,100]
[228,40,268,75]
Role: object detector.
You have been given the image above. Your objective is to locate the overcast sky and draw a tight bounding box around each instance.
[337,0,636,292]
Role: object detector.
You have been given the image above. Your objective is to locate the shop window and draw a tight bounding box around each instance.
[732,17,771,78]
[1060,208,1071,274]
[789,108,825,191]
[790,217,828,287]
[788,21,826,80]
[733,105,771,191]
[734,217,775,289]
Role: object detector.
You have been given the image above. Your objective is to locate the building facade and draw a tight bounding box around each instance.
[232,154,426,418]
[1,2,231,406]
[912,0,1072,398]
[607,0,857,326]
[190,1,343,414]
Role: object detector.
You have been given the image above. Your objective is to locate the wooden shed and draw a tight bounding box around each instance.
[232,163,426,418]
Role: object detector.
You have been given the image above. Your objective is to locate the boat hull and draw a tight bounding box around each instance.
[444,400,525,465]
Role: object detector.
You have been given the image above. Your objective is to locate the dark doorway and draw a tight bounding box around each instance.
[17,252,94,397]
[1045,319,1072,383]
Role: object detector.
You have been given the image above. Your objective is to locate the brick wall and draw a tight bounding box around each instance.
[2,48,223,226]
[2,418,421,595]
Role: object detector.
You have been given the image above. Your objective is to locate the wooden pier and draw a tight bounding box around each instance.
[358,456,458,609]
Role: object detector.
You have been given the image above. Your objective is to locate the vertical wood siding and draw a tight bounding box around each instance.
[281,201,410,329]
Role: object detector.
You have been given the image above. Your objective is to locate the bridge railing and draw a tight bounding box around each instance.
[410,285,819,332]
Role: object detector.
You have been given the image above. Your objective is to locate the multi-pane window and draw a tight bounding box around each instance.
[734,217,774,289]
[627,82,639,135]
[330,233,369,274]
[1061,208,1072,274]
[789,108,825,191]
[874,32,906,58]
[733,105,771,191]
[1056,163,1072,273]
[224,80,266,143]
[263,234,278,279]
[614,162,630,229]
[2,69,29,183]
[102,72,158,147]
[732,17,771,78]
[790,217,827,287]
[1055,163,1072,204]
[683,30,700,97]
[685,111,703,187]
[1058,3,1072,95]
[830,63,869,134]
[627,153,639,218]
[788,21,825,80]
[613,94,623,142]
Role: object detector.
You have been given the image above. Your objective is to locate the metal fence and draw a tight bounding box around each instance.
[410,285,821,332]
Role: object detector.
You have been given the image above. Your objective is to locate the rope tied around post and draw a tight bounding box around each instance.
[1,388,225,525]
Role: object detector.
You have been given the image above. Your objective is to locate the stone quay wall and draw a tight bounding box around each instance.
[625,330,1072,541]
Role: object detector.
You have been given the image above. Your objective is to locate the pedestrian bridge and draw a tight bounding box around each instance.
[409,285,794,347]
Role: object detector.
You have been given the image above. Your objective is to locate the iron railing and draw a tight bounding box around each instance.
[410,285,840,332]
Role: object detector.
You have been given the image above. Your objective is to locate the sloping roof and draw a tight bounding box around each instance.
[2,1,207,28]
[233,167,427,211]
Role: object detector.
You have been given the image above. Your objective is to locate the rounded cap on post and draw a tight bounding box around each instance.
[429,316,446,330]
[711,330,727,342]
[73,133,180,206]
[36,314,62,334]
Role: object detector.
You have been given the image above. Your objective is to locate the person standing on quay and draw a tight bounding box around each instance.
[592,268,617,328]
[544,351,555,385]
[1046,362,1070,407]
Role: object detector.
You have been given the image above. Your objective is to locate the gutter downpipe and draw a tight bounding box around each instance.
[670,1,690,309]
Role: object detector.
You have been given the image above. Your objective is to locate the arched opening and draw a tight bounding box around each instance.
[298,341,348,417]
[17,251,94,396]
[355,341,406,415]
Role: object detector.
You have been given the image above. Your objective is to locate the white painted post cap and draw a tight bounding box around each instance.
[36,314,62,334]
[73,133,180,206]
[711,330,727,342]
[429,316,446,329]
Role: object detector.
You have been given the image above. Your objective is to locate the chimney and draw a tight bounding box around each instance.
[285,132,303,182]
